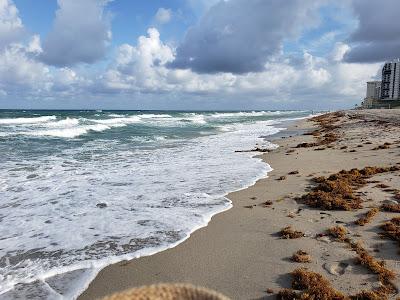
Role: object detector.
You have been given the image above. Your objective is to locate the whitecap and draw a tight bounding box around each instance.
[23,124,111,138]
[0,116,57,125]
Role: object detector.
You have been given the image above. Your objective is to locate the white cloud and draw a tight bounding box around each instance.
[98,28,242,95]
[0,43,50,91]
[331,42,351,62]
[0,0,24,48]
[187,0,221,14]
[0,1,87,99]
[40,0,111,66]
[26,35,42,54]
[96,27,379,109]
[171,0,324,74]
[0,1,383,110]
[101,28,175,92]
[0,1,51,97]
[155,8,172,24]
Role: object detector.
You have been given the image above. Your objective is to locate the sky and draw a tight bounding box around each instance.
[0,0,398,110]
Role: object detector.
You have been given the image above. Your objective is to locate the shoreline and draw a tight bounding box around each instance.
[80,110,400,299]
[77,117,313,300]
[0,112,302,299]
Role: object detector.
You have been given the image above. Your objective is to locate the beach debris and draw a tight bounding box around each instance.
[381,203,400,213]
[373,143,391,150]
[355,208,380,226]
[235,147,271,153]
[340,146,348,149]
[350,241,396,289]
[260,200,273,207]
[291,250,311,263]
[322,234,397,297]
[375,183,390,189]
[288,170,299,175]
[279,263,394,300]
[96,203,107,208]
[296,142,315,148]
[350,289,390,300]
[303,131,320,136]
[280,226,304,239]
[380,217,400,245]
[244,205,256,209]
[317,235,332,243]
[266,288,274,294]
[327,225,348,241]
[277,268,346,300]
[383,188,399,193]
[277,176,287,181]
[295,112,344,149]
[297,166,400,211]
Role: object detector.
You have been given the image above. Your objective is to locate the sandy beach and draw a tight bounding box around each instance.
[79,110,400,299]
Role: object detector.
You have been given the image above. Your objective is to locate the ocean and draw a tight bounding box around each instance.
[0,110,312,299]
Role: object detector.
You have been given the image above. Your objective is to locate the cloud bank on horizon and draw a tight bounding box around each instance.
[0,0,395,109]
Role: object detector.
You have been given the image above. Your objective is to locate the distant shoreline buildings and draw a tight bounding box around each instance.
[361,59,400,109]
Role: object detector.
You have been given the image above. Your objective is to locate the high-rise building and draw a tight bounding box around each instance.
[366,81,381,100]
[381,59,400,100]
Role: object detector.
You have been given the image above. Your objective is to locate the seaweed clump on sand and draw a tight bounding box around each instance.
[350,289,390,300]
[355,208,380,226]
[277,267,393,300]
[291,250,311,263]
[277,268,347,300]
[324,226,397,298]
[296,112,343,148]
[297,166,400,211]
[278,242,396,299]
[327,225,348,241]
[280,226,304,239]
[380,217,400,244]
[372,143,391,150]
[350,241,396,292]
[381,203,400,213]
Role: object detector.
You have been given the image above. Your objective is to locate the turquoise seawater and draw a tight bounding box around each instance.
[0,110,312,299]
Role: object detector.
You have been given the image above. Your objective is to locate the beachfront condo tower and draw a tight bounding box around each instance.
[366,81,382,100]
[381,59,400,100]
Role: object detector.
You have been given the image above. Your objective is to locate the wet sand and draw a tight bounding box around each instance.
[79,110,400,299]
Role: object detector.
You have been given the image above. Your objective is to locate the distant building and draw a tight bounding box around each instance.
[361,59,400,109]
[366,81,381,100]
[381,59,400,100]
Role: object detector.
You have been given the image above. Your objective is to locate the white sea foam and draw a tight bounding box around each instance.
[0,111,311,299]
[23,124,111,138]
[183,113,207,124]
[0,116,57,125]
[45,118,80,127]
[210,110,305,118]
[136,113,173,119]
[89,116,141,126]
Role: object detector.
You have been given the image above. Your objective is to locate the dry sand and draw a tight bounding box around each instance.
[79,109,400,299]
